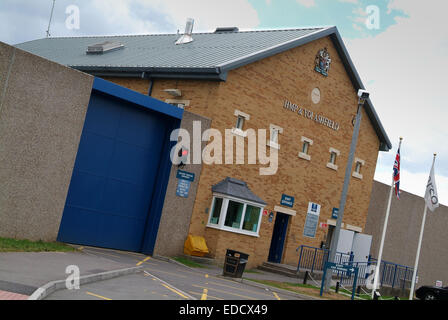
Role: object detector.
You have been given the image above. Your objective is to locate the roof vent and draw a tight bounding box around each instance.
[175,18,195,45]
[87,41,124,54]
[214,27,239,33]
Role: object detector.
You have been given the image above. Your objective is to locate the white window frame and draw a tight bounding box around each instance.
[298,136,313,161]
[326,147,340,171]
[232,110,250,138]
[206,193,264,237]
[267,124,283,150]
[352,157,365,179]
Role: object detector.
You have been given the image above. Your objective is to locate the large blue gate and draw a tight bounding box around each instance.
[57,78,182,254]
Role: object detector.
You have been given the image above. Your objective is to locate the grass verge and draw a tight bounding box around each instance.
[243,278,406,300]
[0,237,76,252]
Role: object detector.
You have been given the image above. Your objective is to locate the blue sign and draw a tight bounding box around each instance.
[325,262,357,274]
[332,208,339,219]
[176,179,191,198]
[320,262,359,300]
[176,170,195,182]
[280,194,294,208]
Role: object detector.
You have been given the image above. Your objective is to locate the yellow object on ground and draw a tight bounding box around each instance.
[184,235,209,257]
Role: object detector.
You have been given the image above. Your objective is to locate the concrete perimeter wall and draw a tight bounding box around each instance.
[365,180,448,287]
[0,42,93,241]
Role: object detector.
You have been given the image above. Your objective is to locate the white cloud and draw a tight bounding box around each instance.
[296,0,316,8]
[0,0,260,44]
[129,0,260,32]
[344,1,448,204]
[375,167,448,206]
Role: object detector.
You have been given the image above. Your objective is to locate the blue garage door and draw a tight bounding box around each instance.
[58,88,175,253]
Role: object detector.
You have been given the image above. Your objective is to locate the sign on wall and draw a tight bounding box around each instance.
[280,194,295,208]
[332,208,339,219]
[176,170,195,182]
[283,100,340,131]
[303,202,321,238]
[176,169,195,198]
[176,179,191,198]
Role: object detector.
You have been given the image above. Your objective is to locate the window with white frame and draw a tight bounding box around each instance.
[267,124,283,149]
[326,147,340,170]
[232,110,250,137]
[302,141,310,154]
[298,136,313,161]
[236,116,245,130]
[352,157,365,179]
[207,195,264,236]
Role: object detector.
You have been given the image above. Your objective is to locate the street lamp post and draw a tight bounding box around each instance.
[323,89,370,292]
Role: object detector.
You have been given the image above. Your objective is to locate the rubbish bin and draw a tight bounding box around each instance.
[223,249,249,278]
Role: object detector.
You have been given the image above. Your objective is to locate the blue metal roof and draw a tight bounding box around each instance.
[15,26,391,151]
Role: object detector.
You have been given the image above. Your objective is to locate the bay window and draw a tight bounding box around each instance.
[207,194,264,237]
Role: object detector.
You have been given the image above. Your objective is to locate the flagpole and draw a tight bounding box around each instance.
[371,137,402,299]
[409,153,436,300]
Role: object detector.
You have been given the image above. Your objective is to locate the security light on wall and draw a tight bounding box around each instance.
[164,89,182,97]
[357,89,370,104]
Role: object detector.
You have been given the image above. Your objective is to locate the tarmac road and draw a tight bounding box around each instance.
[44,246,302,300]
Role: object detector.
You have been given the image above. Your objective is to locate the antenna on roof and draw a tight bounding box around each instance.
[46,0,56,38]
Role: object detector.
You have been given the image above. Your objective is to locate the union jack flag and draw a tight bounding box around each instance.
[393,147,401,199]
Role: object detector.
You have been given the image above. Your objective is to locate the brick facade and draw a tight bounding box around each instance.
[103,35,381,269]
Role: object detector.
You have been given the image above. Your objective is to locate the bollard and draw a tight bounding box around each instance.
[356,285,361,297]
[335,281,340,293]
[303,271,309,285]
[373,291,380,300]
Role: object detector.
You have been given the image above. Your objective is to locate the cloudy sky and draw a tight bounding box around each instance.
[1,0,447,205]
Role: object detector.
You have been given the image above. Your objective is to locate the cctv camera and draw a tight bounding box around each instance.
[358,89,370,100]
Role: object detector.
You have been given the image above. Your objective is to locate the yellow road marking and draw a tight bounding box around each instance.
[273,292,281,300]
[190,291,224,300]
[161,283,190,299]
[201,288,208,300]
[136,257,151,266]
[86,291,112,300]
[192,284,257,300]
[207,281,274,298]
[150,291,168,298]
[81,246,150,260]
[108,249,147,257]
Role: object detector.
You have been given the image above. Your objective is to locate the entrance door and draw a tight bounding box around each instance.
[268,212,289,263]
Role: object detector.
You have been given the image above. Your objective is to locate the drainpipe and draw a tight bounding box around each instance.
[141,72,154,96]
[148,77,154,96]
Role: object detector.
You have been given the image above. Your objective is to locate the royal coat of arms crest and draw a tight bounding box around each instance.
[314,47,331,77]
